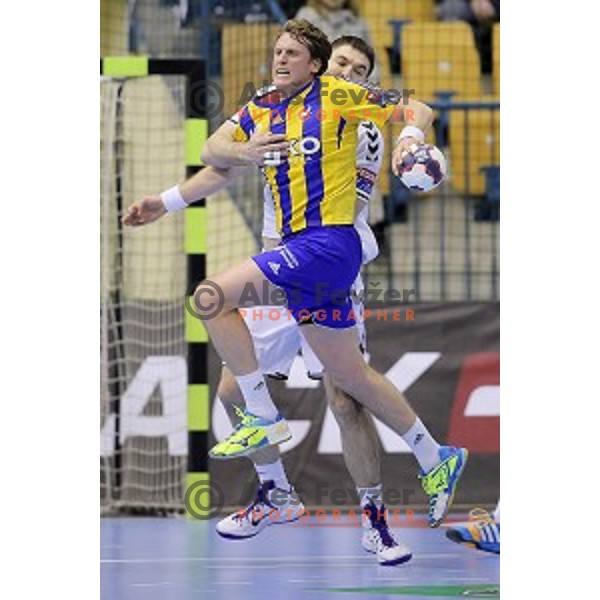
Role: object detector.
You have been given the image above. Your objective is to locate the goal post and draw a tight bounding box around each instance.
[100,56,210,517]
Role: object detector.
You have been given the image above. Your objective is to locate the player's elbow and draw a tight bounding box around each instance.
[424,104,434,130]
[201,140,216,166]
[410,100,433,132]
[422,102,433,122]
[202,138,238,169]
[400,96,431,126]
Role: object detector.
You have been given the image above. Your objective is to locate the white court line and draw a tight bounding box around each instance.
[200,565,368,570]
[131,582,175,588]
[102,556,360,564]
[101,553,458,564]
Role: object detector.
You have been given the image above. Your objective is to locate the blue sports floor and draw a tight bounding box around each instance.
[101,514,499,599]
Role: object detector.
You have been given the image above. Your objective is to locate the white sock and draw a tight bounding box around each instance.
[402,417,441,473]
[357,483,383,509]
[235,370,279,420]
[255,460,291,492]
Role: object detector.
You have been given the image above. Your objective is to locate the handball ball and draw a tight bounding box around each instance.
[397,143,447,192]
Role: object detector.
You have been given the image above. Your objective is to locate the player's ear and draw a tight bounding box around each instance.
[309,59,322,75]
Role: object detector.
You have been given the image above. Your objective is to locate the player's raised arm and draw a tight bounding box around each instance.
[328,75,433,145]
[390,97,435,176]
[201,120,289,169]
[327,76,434,177]
[122,165,244,227]
[394,96,434,136]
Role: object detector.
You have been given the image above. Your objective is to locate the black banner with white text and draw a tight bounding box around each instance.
[209,302,500,510]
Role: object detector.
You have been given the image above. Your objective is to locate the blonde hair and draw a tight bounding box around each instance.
[277,19,332,76]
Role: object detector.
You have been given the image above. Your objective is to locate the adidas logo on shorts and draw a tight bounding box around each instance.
[268,261,281,275]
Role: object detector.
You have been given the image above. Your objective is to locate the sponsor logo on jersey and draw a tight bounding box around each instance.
[288,136,321,157]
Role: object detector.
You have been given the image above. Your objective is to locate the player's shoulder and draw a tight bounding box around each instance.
[255,83,278,99]
[323,75,391,107]
[228,85,274,124]
[323,73,369,90]
[253,83,288,106]
[228,106,251,126]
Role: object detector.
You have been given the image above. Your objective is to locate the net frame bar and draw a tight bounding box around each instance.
[100,56,210,516]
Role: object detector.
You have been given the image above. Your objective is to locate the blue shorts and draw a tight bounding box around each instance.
[252,226,361,329]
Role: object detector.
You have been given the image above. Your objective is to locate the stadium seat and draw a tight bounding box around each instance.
[222,23,279,117]
[493,23,500,97]
[359,0,435,50]
[448,105,500,196]
[475,165,500,221]
[380,22,483,201]
[101,0,128,55]
[401,22,482,102]
[360,0,435,76]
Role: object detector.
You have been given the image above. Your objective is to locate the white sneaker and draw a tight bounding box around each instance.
[216,480,304,539]
[361,502,412,565]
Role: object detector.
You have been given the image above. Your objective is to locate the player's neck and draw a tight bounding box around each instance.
[276,77,315,99]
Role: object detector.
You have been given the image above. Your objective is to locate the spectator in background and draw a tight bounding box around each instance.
[295,1,373,49]
[279,0,307,18]
[436,0,499,74]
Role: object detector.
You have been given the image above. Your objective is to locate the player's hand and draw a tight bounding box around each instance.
[122,196,167,227]
[471,0,496,21]
[238,133,289,166]
[391,137,421,176]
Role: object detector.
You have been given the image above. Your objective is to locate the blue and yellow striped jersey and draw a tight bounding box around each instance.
[230,75,396,237]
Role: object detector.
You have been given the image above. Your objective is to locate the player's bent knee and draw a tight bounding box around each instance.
[192,279,230,319]
[326,361,370,397]
[328,389,362,424]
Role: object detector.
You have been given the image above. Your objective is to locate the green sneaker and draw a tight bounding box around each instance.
[419,446,469,527]
[209,406,292,459]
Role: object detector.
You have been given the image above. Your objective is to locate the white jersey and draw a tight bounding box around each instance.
[262,121,383,264]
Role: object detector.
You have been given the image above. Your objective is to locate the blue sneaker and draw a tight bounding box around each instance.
[446,508,500,554]
[419,446,469,527]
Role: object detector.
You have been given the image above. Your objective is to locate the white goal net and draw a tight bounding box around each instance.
[100,74,188,513]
